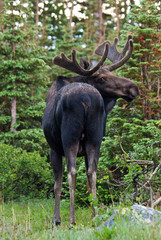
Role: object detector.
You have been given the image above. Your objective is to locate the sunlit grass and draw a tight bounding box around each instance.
[0,198,161,240]
[0,198,93,239]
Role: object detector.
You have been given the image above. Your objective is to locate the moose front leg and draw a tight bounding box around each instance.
[50,150,63,226]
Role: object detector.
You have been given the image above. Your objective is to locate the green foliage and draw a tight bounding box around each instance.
[121,0,161,120]
[35,0,68,48]
[0,0,51,132]
[0,143,53,200]
[97,105,161,204]
[0,128,49,156]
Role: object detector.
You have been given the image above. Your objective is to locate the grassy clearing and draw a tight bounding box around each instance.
[0,198,93,240]
[0,198,161,240]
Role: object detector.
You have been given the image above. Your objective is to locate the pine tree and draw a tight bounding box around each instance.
[33,0,67,49]
[121,0,161,120]
[0,0,50,134]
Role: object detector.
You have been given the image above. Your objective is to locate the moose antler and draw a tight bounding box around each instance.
[53,44,109,76]
[95,35,133,71]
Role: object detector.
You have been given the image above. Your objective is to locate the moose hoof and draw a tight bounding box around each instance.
[55,220,61,226]
[52,219,61,228]
[69,219,76,226]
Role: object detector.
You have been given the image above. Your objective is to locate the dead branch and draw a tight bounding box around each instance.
[152,196,161,208]
[138,162,161,191]
[126,160,154,165]
[106,180,130,187]
[138,177,161,182]
[137,181,151,191]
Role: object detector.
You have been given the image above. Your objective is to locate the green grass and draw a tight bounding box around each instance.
[0,198,161,240]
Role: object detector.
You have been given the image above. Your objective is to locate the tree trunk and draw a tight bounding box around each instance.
[0,0,4,13]
[11,7,17,131]
[157,78,160,120]
[115,0,119,39]
[36,0,39,25]
[123,0,128,21]
[33,0,39,96]
[130,0,135,5]
[11,93,17,131]
[99,0,103,43]
[67,0,74,39]
[35,0,39,40]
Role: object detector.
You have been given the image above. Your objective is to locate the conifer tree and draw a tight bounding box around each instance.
[0,0,50,134]
[121,0,161,120]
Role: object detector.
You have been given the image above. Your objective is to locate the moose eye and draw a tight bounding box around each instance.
[125,89,130,94]
[99,77,105,83]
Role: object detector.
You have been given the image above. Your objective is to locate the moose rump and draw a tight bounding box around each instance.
[42,81,105,225]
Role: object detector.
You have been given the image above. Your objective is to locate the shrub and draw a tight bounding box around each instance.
[97,110,161,205]
[0,143,53,200]
[0,128,49,157]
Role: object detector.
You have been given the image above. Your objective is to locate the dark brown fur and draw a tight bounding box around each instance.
[42,36,139,225]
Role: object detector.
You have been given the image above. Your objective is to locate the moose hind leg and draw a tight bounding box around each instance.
[68,166,77,225]
[64,143,79,225]
[85,145,99,218]
[87,170,97,218]
[50,150,63,226]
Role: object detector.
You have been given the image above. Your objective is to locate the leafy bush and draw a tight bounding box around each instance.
[0,128,49,157]
[0,143,53,200]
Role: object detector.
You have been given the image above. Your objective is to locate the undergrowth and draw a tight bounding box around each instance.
[0,198,161,240]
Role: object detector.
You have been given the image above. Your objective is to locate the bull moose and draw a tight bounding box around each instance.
[42,35,139,225]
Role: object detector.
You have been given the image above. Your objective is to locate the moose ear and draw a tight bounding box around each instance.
[80,58,90,70]
[57,76,70,86]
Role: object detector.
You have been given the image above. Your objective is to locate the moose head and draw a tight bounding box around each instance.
[53,35,139,106]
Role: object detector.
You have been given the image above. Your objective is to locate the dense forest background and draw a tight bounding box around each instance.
[0,0,160,207]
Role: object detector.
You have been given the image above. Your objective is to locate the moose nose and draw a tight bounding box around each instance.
[131,92,139,99]
[130,86,140,99]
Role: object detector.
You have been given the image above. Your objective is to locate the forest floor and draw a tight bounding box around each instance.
[0,198,161,240]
